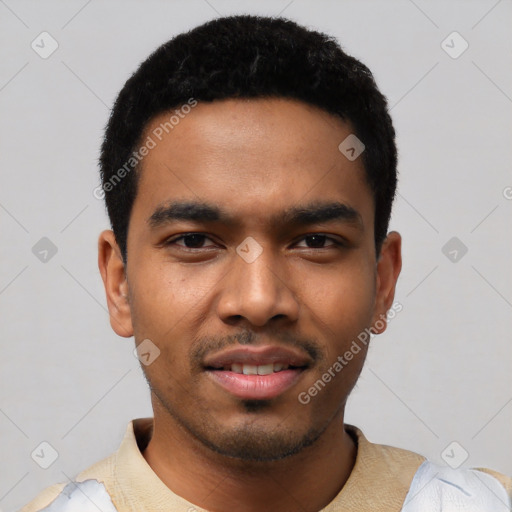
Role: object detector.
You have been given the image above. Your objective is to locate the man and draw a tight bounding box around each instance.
[21,14,511,512]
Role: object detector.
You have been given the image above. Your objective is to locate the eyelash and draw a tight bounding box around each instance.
[163,233,345,250]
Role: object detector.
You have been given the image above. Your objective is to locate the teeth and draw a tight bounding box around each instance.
[231,363,243,374]
[229,363,290,374]
[242,364,258,375]
[257,364,274,375]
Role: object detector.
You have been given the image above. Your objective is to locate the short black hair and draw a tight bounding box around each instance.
[99,14,397,262]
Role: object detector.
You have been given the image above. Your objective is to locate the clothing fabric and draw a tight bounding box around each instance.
[20,418,512,511]
[402,460,511,511]
[38,480,117,512]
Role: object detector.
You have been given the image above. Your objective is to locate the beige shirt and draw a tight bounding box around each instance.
[21,418,512,511]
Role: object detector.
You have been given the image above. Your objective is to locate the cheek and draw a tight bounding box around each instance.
[304,265,376,348]
[127,263,225,383]
[308,256,375,304]
[129,260,215,333]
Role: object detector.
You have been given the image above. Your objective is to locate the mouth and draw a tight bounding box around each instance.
[206,362,304,375]
[203,347,311,400]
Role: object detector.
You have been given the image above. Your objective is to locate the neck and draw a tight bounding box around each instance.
[142,406,357,512]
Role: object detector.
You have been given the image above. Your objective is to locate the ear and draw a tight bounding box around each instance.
[371,231,402,335]
[98,230,134,338]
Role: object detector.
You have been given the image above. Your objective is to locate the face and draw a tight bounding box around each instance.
[99,98,401,461]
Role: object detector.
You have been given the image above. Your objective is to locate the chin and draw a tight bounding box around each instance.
[193,419,326,462]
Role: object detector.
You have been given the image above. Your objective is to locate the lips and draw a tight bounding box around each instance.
[203,346,312,400]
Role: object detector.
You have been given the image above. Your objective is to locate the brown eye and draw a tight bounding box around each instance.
[166,233,215,249]
[295,234,340,249]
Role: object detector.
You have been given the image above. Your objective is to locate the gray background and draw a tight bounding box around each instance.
[1,0,511,510]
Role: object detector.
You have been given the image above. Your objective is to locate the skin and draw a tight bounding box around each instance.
[98,98,402,512]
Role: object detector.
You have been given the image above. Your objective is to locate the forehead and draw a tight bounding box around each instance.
[133,98,374,229]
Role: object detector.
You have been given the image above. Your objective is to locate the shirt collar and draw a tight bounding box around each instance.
[112,418,424,511]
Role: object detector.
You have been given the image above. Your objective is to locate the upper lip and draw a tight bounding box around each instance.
[203,345,313,369]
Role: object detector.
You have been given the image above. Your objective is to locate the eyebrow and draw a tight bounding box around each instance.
[147,200,363,230]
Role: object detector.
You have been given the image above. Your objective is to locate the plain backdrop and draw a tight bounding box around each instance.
[1,0,511,510]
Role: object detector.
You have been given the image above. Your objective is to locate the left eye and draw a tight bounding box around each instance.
[295,234,340,248]
[168,233,216,249]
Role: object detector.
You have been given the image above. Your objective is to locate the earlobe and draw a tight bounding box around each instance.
[371,231,402,334]
[98,230,134,338]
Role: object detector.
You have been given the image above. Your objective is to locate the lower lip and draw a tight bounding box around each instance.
[205,369,305,400]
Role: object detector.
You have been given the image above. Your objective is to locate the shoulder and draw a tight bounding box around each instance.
[342,425,511,511]
[20,480,117,512]
[401,460,512,511]
[18,483,67,512]
[19,419,150,512]
[18,452,117,512]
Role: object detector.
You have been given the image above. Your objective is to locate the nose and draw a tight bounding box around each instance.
[215,245,300,328]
